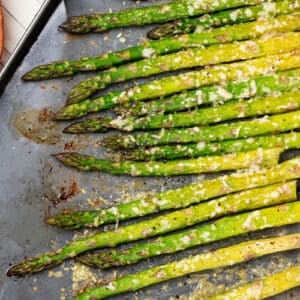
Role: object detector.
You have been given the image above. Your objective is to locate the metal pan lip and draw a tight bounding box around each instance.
[0,0,61,95]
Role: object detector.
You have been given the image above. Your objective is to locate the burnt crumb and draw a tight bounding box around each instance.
[58,182,80,202]
[64,141,76,151]
[61,207,75,214]
[50,182,80,206]
[38,107,55,122]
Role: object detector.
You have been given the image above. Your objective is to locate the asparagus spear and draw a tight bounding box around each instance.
[6,181,296,276]
[76,234,300,300]
[59,0,266,34]
[46,156,300,229]
[116,68,300,117]
[54,148,281,176]
[102,110,300,149]
[148,0,299,39]
[55,51,300,119]
[23,14,300,81]
[124,132,300,161]
[64,91,300,133]
[208,265,300,300]
[77,199,300,269]
[66,32,300,103]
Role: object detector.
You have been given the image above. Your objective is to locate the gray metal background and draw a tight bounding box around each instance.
[0,1,299,299]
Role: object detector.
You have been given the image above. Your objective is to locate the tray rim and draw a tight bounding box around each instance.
[0,0,61,95]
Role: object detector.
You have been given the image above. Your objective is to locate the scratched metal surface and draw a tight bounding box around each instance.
[0,1,299,299]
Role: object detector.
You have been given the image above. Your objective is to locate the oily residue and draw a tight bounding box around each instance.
[64,141,76,151]
[12,107,61,145]
[64,33,84,43]
[54,181,80,205]
[39,84,60,92]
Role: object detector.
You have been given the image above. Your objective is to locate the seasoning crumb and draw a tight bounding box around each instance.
[60,287,67,300]
[71,262,99,294]
[48,270,63,278]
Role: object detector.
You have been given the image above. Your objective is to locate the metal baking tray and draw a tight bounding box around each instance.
[0,1,299,299]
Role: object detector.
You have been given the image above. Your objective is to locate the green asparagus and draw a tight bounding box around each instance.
[102,110,300,149]
[76,234,300,300]
[54,148,281,176]
[116,68,300,117]
[124,132,300,161]
[148,0,299,39]
[46,156,300,229]
[66,32,300,103]
[64,91,300,133]
[77,199,300,269]
[6,181,296,276]
[59,0,266,34]
[23,14,300,81]
[55,51,300,119]
[208,265,300,300]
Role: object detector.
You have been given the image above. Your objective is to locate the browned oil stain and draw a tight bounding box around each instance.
[63,136,93,152]
[64,141,76,151]
[12,107,62,145]
[39,84,61,91]
[56,181,80,204]
[64,33,83,42]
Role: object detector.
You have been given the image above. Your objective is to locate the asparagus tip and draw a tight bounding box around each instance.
[59,15,100,34]
[52,153,74,166]
[75,254,108,269]
[146,30,161,40]
[101,136,125,150]
[66,94,85,105]
[45,214,82,230]
[62,123,84,134]
[53,152,92,171]
[21,72,33,81]
[62,126,73,134]
[52,152,64,159]
[147,23,176,40]
[74,256,90,266]
[59,20,79,33]
[65,97,76,106]
[21,66,47,81]
[45,216,56,225]
[63,119,110,134]
[6,265,22,277]
[53,108,74,121]
[6,260,38,277]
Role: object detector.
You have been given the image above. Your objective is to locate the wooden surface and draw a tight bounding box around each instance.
[0,0,45,70]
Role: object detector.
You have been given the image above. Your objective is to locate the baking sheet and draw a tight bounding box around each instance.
[0,1,299,299]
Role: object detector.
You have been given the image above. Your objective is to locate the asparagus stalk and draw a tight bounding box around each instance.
[55,51,300,119]
[116,68,300,117]
[77,199,300,269]
[148,0,299,39]
[76,234,300,300]
[59,0,266,34]
[6,181,296,276]
[64,91,300,133]
[124,132,300,161]
[54,148,281,176]
[209,265,300,300]
[102,110,300,149]
[66,32,300,103]
[46,156,300,229]
[23,14,300,81]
